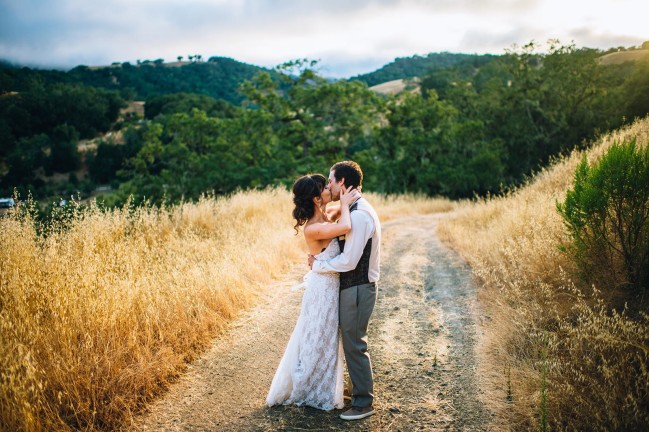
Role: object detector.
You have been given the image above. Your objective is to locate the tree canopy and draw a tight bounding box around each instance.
[2,43,649,206]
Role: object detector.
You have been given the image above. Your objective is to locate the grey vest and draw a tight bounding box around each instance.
[337,202,372,290]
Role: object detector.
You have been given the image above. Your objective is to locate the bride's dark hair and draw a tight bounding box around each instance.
[292,173,327,233]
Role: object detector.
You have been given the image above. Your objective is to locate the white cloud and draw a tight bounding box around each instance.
[0,0,646,76]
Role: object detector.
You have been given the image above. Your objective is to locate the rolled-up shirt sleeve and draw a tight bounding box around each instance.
[312,210,375,274]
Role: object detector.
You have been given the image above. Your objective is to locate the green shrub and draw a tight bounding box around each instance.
[557,139,649,292]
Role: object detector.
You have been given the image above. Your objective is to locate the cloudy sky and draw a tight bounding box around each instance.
[0,0,646,77]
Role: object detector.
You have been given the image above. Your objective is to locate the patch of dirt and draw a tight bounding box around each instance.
[369,78,420,96]
[131,214,492,431]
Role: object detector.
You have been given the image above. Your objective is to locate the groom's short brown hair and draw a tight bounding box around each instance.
[331,160,363,189]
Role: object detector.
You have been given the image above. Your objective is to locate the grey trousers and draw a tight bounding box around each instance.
[339,282,377,408]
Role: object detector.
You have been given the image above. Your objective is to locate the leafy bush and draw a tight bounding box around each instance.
[557,139,649,292]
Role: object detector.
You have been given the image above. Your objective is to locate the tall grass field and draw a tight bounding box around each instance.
[4,111,648,431]
[0,189,451,431]
[438,117,649,431]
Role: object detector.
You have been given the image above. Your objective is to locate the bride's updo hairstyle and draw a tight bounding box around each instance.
[292,173,327,233]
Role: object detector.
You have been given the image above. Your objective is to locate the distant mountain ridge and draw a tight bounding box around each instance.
[5,48,645,106]
[2,53,501,105]
[351,52,499,87]
[70,56,266,104]
[0,57,266,105]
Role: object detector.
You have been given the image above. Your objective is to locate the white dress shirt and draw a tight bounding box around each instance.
[312,197,381,283]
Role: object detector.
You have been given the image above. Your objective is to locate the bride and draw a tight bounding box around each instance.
[266,173,359,410]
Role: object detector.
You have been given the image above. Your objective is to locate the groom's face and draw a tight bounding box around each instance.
[327,170,343,202]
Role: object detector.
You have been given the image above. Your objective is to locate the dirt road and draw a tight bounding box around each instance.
[133,214,491,431]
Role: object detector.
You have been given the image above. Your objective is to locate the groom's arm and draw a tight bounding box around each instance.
[311,210,375,274]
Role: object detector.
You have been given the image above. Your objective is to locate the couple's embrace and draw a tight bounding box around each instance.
[266,160,381,421]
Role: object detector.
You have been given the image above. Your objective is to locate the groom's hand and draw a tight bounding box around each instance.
[307,254,315,269]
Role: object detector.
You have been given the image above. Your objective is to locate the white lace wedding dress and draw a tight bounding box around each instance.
[266,240,344,410]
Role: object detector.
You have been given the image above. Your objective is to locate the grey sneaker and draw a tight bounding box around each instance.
[340,406,375,421]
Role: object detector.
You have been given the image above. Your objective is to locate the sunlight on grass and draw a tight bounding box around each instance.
[0,188,450,430]
[438,116,649,430]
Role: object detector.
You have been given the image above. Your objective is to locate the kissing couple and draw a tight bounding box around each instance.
[266,160,381,421]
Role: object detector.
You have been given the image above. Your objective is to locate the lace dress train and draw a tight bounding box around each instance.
[266,240,344,411]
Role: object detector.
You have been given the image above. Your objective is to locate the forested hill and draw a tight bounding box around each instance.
[3,43,649,209]
[352,52,498,86]
[0,57,266,104]
[0,53,497,105]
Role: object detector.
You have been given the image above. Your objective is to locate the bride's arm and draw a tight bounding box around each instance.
[325,203,341,222]
[304,207,351,240]
[304,187,358,241]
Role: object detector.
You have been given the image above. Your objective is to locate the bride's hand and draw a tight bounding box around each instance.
[339,184,361,207]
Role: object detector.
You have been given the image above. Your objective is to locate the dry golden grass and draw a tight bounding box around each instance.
[365,192,457,223]
[0,189,303,431]
[438,117,649,430]
[369,78,421,96]
[0,188,449,431]
[598,49,649,65]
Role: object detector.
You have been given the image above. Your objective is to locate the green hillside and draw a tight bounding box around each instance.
[352,52,498,86]
[0,57,265,105]
[2,43,649,209]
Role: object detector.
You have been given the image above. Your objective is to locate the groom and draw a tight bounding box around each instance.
[308,160,381,421]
